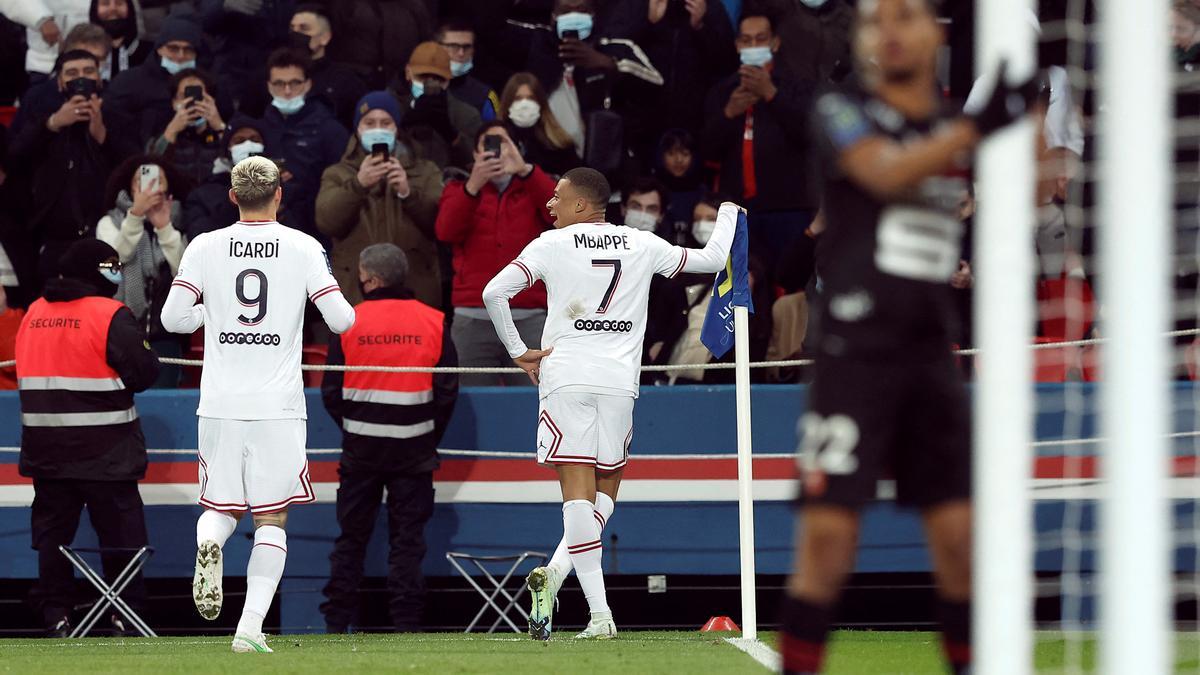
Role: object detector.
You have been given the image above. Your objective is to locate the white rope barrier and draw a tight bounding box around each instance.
[0,328,1193,375]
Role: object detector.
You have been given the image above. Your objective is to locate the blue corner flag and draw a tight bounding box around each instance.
[700,209,753,359]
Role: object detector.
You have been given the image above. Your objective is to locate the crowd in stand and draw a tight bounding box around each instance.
[0,0,1103,388]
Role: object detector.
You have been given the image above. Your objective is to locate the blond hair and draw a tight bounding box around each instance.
[230,156,281,210]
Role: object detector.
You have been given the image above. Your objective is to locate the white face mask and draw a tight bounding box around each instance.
[692,218,717,244]
[508,98,541,128]
[625,209,658,232]
[230,139,265,165]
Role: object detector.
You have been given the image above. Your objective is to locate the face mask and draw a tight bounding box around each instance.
[230,139,265,165]
[100,18,126,39]
[288,30,313,53]
[410,80,424,100]
[739,46,773,67]
[360,127,397,153]
[189,116,206,128]
[555,12,593,40]
[508,99,541,128]
[491,173,513,192]
[625,209,658,232]
[99,267,123,285]
[272,94,305,115]
[160,56,195,75]
[450,60,473,78]
[692,219,717,244]
[799,0,829,7]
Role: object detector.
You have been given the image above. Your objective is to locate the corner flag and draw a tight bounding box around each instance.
[700,208,753,359]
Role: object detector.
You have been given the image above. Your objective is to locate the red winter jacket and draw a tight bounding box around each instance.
[436,165,554,309]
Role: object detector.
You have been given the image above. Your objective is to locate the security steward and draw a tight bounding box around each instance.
[16,239,160,636]
[319,243,458,633]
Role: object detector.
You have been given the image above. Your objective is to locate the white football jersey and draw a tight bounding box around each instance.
[512,223,696,397]
[170,221,346,420]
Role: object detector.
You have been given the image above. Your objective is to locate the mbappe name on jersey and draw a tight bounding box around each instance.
[229,240,279,258]
[573,232,630,250]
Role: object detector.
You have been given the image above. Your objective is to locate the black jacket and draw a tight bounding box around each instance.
[323,0,435,89]
[7,93,128,244]
[703,68,818,211]
[258,99,350,242]
[183,168,240,238]
[19,279,160,481]
[322,286,458,474]
[509,125,582,178]
[104,58,236,151]
[448,74,498,121]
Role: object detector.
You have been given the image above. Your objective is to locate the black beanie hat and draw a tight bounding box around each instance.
[58,239,120,295]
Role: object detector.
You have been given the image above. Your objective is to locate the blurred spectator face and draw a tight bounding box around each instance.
[228,126,267,164]
[855,0,941,83]
[406,69,448,97]
[553,0,595,40]
[269,65,311,103]
[71,39,110,64]
[691,201,719,244]
[172,75,207,126]
[440,29,476,78]
[290,11,332,60]
[622,190,663,232]
[95,0,129,21]
[476,126,517,160]
[663,144,693,179]
[1173,9,1200,50]
[57,56,102,93]
[507,83,542,128]
[159,40,197,68]
[735,16,779,65]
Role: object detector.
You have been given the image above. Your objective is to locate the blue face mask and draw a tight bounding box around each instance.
[450,60,473,78]
[799,0,829,7]
[410,80,424,100]
[160,56,195,75]
[555,12,593,40]
[739,46,773,67]
[99,267,123,285]
[360,127,396,153]
[272,94,305,115]
[189,116,206,128]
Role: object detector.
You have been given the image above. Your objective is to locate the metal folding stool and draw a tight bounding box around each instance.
[59,545,157,638]
[445,551,547,633]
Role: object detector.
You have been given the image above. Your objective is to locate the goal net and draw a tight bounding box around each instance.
[974,0,1188,672]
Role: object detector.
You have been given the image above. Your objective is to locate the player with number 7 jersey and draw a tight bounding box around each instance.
[482,167,741,642]
[159,156,355,654]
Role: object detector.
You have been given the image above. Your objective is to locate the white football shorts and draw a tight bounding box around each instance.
[536,392,634,470]
[197,417,314,514]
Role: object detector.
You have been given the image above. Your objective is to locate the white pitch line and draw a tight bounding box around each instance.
[724,637,780,672]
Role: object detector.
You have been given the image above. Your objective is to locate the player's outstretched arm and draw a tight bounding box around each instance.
[160,281,204,334]
[482,262,533,360]
[677,201,742,274]
[313,290,355,334]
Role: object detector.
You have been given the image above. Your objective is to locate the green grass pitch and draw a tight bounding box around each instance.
[1,630,1198,673]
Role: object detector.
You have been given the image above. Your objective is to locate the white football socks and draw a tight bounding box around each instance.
[237,525,287,636]
[549,492,615,579]
[562,499,610,614]
[196,509,238,548]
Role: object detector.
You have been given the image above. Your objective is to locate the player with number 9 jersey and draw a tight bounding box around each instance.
[164,225,353,419]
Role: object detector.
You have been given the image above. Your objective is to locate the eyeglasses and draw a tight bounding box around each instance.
[98,260,123,273]
[440,42,474,54]
[269,79,307,92]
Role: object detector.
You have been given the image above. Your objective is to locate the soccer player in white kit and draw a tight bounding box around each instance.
[483,167,740,640]
[160,156,355,653]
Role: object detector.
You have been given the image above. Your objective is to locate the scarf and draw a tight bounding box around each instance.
[108,190,175,323]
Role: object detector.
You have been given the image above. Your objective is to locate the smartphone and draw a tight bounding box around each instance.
[66,77,97,99]
[138,164,161,193]
[371,142,389,161]
[184,85,203,105]
[561,29,579,41]
[483,134,502,160]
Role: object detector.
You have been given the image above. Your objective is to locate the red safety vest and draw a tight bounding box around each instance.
[340,298,444,442]
[16,296,136,428]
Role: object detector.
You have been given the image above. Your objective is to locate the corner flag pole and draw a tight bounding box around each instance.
[734,303,757,640]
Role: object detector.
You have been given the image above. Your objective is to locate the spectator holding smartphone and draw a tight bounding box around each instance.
[435,121,554,386]
[8,49,125,284]
[497,72,581,178]
[316,92,444,307]
[95,155,189,386]
[147,68,227,185]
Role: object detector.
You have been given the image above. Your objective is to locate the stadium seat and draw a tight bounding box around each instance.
[302,344,329,387]
[180,330,205,388]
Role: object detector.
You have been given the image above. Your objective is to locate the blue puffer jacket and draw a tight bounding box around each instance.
[257,99,349,246]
